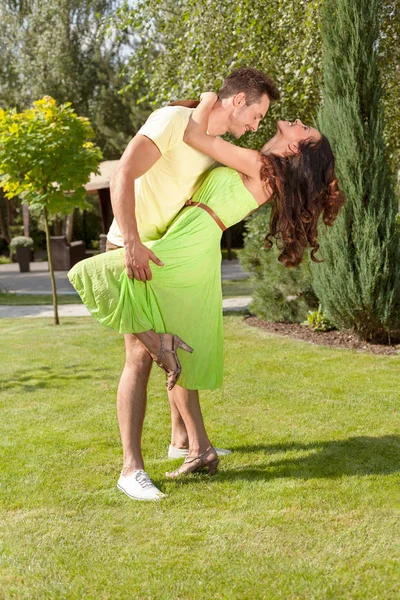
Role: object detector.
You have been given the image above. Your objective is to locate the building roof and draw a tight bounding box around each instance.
[85,160,119,193]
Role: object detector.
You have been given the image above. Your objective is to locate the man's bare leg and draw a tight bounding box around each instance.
[117,334,153,474]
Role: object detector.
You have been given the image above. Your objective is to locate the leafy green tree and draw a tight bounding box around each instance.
[311,0,400,342]
[115,0,322,145]
[0,0,151,158]
[0,97,102,324]
[380,2,400,163]
[115,0,399,161]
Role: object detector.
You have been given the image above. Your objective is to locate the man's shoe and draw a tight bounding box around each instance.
[168,444,232,459]
[117,469,166,501]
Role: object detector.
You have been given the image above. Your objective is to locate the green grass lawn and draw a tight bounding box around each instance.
[221,278,255,297]
[0,293,82,305]
[1,316,399,599]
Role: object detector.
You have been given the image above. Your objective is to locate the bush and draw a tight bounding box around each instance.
[239,205,318,323]
[303,305,336,332]
[10,236,34,250]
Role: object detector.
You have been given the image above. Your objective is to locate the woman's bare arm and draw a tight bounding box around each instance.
[183,92,261,179]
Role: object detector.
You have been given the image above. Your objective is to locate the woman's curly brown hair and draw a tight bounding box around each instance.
[260,135,345,268]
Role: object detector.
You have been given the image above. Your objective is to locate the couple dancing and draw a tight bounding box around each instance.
[69,67,344,501]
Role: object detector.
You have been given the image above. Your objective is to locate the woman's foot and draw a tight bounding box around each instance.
[138,332,193,391]
[166,446,219,479]
[168,444,232,458]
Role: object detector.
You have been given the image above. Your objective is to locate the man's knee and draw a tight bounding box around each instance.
[124,335,152,370]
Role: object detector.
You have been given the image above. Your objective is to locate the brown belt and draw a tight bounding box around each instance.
[185,200,227,231]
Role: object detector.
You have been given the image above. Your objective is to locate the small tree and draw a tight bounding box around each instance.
[311,0,400,342]
[0,96,102,324]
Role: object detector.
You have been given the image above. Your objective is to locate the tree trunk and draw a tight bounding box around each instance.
[65,211,74,244]
[54,216,63,236]
[44,207,60,325]
[0,201,10,243]
[22,203,30,237]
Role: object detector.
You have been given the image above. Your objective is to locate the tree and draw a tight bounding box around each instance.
[310,0,400,342]
[0,97,102,324]
[380,1,400,164]
[115,0,322,145]
[0,0,151,158]
[115,0,399,160]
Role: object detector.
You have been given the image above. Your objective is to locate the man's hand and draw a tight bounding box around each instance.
[124,241,164,281]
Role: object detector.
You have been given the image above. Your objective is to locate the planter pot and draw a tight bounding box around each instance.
[16,246,31,272]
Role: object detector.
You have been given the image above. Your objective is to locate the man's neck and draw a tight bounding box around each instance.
[207,99,231,136]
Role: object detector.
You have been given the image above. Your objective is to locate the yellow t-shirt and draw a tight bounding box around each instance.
[107,106,215,246]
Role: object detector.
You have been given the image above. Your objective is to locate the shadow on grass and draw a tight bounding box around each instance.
[2,365,115,392]
[218,436,400,481]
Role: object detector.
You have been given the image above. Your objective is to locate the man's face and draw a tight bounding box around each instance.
[227,93,270,139]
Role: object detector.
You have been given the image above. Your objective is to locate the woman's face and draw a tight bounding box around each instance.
[262,119,321,156]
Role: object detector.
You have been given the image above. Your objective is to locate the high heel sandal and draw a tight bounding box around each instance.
[166,446,219,479]
[150,333,194,391]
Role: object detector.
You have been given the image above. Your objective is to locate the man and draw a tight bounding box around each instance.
[107,67,280,500]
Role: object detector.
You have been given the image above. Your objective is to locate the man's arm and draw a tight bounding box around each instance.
[110,134,164,281]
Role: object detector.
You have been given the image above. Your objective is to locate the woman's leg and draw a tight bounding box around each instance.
[168,386,211,455]
[167,391,189,449]
[166,385,219,478]
[135,330,217,464]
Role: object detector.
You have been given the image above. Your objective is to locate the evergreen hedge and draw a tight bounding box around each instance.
[311,0,400,342]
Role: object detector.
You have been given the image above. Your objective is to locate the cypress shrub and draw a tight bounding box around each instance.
[311,0,400,342]
[240,206,318,323]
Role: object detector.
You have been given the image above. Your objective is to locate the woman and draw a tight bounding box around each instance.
[68,92,344,479]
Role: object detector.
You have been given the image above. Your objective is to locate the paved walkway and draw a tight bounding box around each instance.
[0,296,252,318]
[0,259,252,317]
[0,258,249,295]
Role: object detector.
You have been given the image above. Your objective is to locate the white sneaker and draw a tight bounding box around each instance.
[117,469,166,501]
[168,445,232,459]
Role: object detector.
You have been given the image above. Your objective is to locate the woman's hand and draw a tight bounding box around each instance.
[200,92,218,103]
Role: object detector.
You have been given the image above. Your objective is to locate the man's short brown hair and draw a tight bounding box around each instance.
[218,67,280,105]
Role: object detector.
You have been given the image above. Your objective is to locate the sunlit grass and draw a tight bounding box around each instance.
[1,316,399,599]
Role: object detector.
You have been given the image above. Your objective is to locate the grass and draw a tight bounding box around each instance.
[221,278,255,297]
[221,248,242,260]
[0,293,82,305]
[1,316,399,599]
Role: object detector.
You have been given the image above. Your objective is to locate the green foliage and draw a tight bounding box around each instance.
[114,0,400,162]
[0,96,102,324]
[380,2,400,163]
[303,305,336,332]
[0,97,102,214]
[311,0,400,342]
[9,236,33,250]
[240,205,318,323]
[0,0,151,159]
[115,0,322,145]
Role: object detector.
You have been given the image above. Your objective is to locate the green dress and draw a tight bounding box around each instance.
[68,167,258,390]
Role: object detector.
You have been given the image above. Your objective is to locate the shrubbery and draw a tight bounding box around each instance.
[239,205,318,323]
